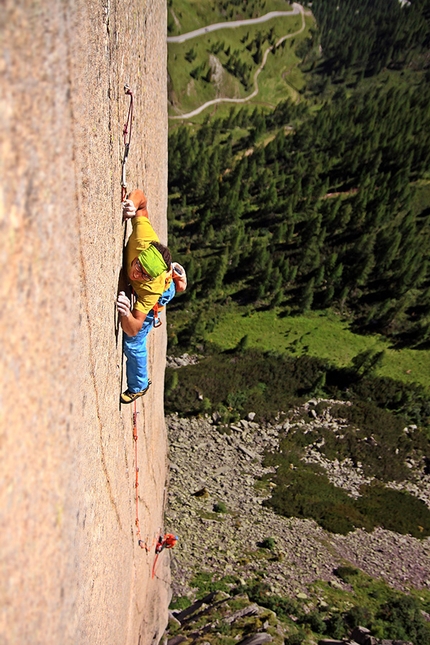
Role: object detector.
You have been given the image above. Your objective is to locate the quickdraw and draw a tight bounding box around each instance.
[121,85,134,203]
[152,534,178,578]
[152,303,163,328]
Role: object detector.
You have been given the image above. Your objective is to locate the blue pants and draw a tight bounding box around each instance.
[123,281,176,393]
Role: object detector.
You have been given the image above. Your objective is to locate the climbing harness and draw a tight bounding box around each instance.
[121,84,134,203]
[152,303,163,328]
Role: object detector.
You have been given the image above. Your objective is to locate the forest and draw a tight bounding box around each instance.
[307,0,430,78]
[168,76,430,348]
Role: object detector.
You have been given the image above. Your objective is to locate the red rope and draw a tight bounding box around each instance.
[132,402,177,569]
[133,401,145,549]
[152,552,161,579]
[121,85,134,203]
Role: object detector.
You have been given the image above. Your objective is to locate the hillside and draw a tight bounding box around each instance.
[164,1,430,644]
[163,408,430,644]
[0,1,170,644]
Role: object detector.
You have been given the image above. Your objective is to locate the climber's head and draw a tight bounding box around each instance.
[129,242,172,282]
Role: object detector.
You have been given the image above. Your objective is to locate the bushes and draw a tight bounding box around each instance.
[213,501,228,513]
[262,465,370,535]
[164,348,322,420]
[334,566,359,582]
[244,581,298,620]
[165,345,430,429]
[258,537,276,550]
[263,458,430,537]
[355,483,430,538]
[377,595,430,644]
[165,346,430,536]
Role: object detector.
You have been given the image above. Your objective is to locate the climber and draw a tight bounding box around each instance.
[155,533,178,554]
[116,189,187,404]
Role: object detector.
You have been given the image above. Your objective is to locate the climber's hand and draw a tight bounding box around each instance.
[172,262,184,276]
[117,291,131,317]
[171,262,187,292]
[122,199,136,219]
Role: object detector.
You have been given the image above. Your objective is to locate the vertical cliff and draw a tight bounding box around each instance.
[0,1,170,643]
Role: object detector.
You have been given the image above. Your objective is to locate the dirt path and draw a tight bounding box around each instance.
[167,4,301,43]
[169,3,305,120]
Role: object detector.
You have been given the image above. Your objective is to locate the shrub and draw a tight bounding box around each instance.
[258,537,276,550]
[302,610,327,634]
[377,595,430,644]
[264,461,430,537]
[213,501,227,513]
[263,465,370,535]
[190,572,237,597]
[356,483,430,538]
[244,581,298,620]
[285,631,306,645]
[345,604,372,629]
[334,566,360,582]
[326,613,347,639]
[169,596,191,611]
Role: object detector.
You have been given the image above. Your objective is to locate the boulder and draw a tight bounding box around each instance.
[236,634,272,645]
[351,626,371,644]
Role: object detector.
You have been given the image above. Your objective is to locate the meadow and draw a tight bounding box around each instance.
[205,307,430,390]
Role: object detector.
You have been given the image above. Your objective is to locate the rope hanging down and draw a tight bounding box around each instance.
[132,401,146,549]
[121,84,134,203]
[132,402,166,555]
[132,401,162,553]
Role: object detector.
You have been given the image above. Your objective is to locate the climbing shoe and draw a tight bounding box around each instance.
[120,381,152,404]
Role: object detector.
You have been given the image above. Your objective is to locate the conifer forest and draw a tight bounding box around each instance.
[167,0,430,349]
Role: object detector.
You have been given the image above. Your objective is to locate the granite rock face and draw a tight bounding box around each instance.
[0,1,169,644]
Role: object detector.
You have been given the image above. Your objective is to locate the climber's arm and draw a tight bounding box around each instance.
[117,292,146,337]
[123,189,148,219]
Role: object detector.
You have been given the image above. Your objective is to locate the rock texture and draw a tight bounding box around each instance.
[0,1,170,644]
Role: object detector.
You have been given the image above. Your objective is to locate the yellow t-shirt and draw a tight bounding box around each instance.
[126,217,167,314]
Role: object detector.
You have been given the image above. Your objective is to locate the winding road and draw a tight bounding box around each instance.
[168,3,305,120]
[167,4,301,43]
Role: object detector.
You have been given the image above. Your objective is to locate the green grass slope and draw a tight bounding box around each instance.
[205,308,430,390]
[168,5,311,116]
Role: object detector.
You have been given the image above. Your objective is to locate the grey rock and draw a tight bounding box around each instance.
[166,637,187,645]
[351,626,371,644]
[224,603,259,624]
[230,424,243,433]
[363,637,378,645]
[236,634,272,645]
[238,444,257,459]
